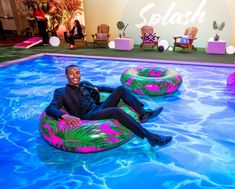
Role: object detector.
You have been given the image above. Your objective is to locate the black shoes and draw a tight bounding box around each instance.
[141,107,163,123]
[139,107,172,147]
[147,134,172,147]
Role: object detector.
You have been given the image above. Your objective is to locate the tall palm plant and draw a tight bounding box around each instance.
[44,0,83,33]
[46,1,62,36]
[60,0,83,31]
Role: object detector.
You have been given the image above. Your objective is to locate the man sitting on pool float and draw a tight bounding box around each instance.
[46,65,172,147]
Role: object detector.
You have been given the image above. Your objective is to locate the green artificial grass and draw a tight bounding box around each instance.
[0,42,234,64]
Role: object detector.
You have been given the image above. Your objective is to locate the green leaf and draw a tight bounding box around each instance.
[117,21,125,30]
[213,21,218,30]
[123,23,129,32]
[218,22,225,31]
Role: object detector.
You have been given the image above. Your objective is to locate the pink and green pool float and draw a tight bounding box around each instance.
[120,66,182,96]
[39,93,139,153]
[227,72,235,109]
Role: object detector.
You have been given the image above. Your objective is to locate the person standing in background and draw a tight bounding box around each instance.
[0,20,6,40]
[27,2,49,45]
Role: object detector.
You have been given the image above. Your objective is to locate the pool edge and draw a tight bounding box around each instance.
[1,52,235,68]
[0,53,45,68]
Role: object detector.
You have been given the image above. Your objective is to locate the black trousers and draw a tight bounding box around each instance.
[69,34,84,45]
[37,20,48,44]
[0,20,5,40]
[87,86,150,139]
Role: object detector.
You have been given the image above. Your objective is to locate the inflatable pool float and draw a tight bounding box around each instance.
[120,66,182,96]
[39,93,139,153]
[227,72,235,109]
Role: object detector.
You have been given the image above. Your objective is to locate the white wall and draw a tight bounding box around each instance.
[84,0,235,47]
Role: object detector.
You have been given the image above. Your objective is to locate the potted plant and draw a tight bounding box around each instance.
[213,21,225,41]
[117,21,129,38]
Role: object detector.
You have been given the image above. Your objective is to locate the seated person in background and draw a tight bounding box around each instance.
[46,65,173,148]
[64,20,84,45]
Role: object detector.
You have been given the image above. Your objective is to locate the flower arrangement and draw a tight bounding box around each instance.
[117,21,129,38]
[213,21,225,41]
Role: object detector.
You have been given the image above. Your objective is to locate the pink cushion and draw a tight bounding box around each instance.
[144,33,156,42]
[96,33,108,40]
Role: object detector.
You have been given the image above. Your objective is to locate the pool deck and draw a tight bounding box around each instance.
[1,52,235,68]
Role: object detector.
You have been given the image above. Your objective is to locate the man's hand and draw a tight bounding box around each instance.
[61,114,81,127]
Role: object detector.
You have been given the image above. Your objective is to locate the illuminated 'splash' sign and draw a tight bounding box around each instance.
[136,0,207,27]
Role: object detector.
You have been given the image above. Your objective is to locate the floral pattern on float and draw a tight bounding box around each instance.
[226,72,235,110]
[120,66,183,96]
[227,72,235,87]
[39,92,139,153]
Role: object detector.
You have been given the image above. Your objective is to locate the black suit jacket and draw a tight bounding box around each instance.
[45,81,113,120]
[70,25,84,39]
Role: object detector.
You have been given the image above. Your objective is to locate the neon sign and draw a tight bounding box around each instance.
[136,0,207,28]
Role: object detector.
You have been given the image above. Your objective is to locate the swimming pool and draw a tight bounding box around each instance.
[0,54,235,189]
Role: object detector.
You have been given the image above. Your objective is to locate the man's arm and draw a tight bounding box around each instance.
[96,85,114,93]
[46,88,81,127]
[81,80,114,93]
[70,26,75,35]
[45,88,65,120]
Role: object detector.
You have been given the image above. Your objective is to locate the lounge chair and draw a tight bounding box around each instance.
[173,26,198,51]
[91,24,110,47]
[140,25,160,49]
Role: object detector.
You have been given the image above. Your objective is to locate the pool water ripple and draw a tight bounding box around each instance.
[0,55,235,189]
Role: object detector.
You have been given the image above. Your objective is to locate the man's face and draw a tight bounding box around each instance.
[66,67,81,86]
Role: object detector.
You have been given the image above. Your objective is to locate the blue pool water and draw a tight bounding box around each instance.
[0,55,235,189]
